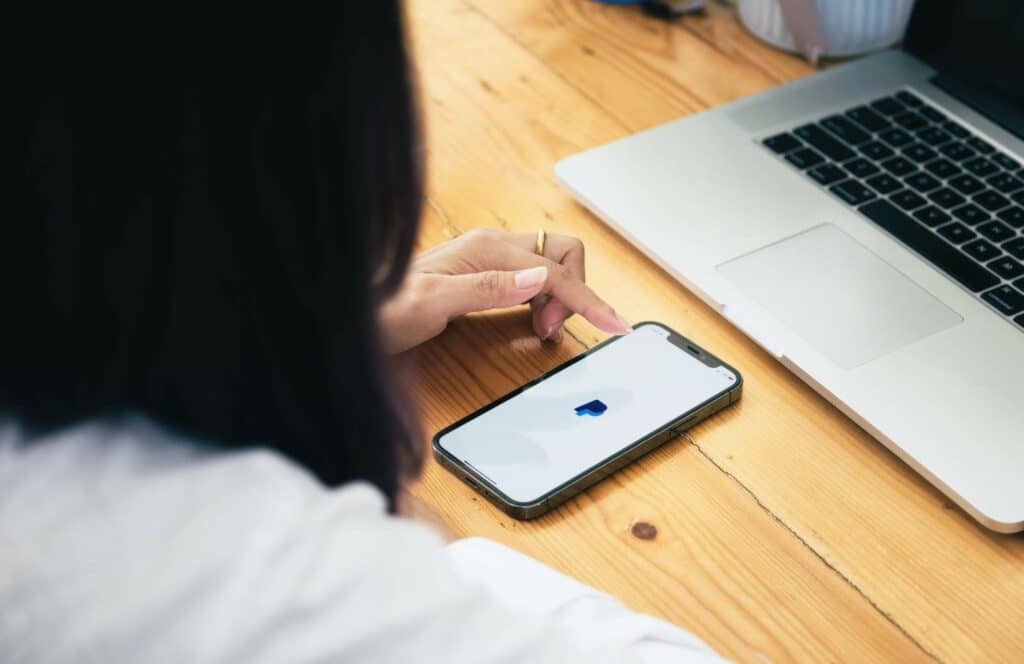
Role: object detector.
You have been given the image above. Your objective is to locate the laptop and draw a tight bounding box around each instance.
[556,0,1024,532]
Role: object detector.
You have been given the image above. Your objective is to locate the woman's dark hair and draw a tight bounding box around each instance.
[2,3,423,503]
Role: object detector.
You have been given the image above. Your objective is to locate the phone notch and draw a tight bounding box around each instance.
[661,326,721,368]
[648,325,672,339]
[715,365,738,383]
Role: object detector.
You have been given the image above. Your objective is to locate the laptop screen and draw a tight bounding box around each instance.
[904,0,1024,137]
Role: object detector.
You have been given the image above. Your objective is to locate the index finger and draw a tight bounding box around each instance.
[535,238,584,338]
[472,238,630,336]
[496,232,596,337]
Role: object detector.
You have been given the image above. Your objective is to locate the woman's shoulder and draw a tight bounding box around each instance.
[0,414,455,662]
[1,413,399,516]
[0,415,725,663]
[0,412,442,557]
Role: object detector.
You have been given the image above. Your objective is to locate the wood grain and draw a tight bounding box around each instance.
[402,241,925,662]
[403,0,1024,661]
[466,0,815,132]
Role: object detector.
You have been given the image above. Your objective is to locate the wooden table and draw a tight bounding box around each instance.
[402,1,1024,661]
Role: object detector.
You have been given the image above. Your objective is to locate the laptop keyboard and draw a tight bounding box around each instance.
[761,90,1024,331]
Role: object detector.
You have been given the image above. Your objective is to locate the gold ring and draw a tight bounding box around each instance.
[534,228,547,256]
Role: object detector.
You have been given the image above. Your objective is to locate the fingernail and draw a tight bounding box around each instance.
[514,266,547,289]
[614,312,631,334]
[543,324,563,343]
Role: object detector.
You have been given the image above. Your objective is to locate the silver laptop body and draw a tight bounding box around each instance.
[556,40,1024,531]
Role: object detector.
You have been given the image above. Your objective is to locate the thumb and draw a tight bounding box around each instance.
[447,265,548,317]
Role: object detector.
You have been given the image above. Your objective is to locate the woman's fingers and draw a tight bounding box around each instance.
[444,266,550,318]
[529,295,563,342]
[455,233,629,336]
[487,231,579,260]
[380,267,549,354]
[540,260,630,335]
[531,236,585,340]
[486,231,622,339]
[383,229,627,354]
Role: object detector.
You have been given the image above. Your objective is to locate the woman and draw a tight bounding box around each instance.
[1,3,724,662]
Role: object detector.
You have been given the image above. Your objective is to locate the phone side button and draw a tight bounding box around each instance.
[670,415,696,436]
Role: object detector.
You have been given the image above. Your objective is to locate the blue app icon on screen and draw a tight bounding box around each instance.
[574,399,608,417]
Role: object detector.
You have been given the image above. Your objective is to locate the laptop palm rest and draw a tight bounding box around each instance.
[717,224,963,370]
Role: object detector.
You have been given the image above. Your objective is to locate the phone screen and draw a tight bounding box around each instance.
[435,323,738,505]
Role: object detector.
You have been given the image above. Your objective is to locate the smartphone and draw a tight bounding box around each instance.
[433,322,742,520]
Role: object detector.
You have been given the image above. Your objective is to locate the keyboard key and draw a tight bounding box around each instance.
[975,190,1010,212]
[880,128,914,148]
[892,189,927,211]
[1016,313,1024,329]
[929,188,966,209]
[917,127,952,146]
[882,156,917,177]
[987,173,1024,194]
[893,112,928,131]
[830,180,876,206]
[988,256,1024,280]
[871,96,905,116]
[943,121,970,138]
[938,222,977,244]
[1014,191,1024,206]
[859,200,999,292]
[763,133,802,154]
[821,115,870,145]
[963,157,998,178]
[919,106,947,123]
[982,285,1024,316]
[807,164,846,185]
[905,172,941,193]
[860,141,894,161]
[1016,278,1024,293]
[998,206,1024,228]
[966,137,994,154]
[866,173,901,194]
[940,142,976,161]
[896,91,923,107]
[962,238,1002,262]
[952,203,990,225]
[977,220,1015,242]
[846,106,890,132]
[1003,237,1024,260]
[786,148,824,169]
[795,124,856,161]
[843,157,880,179]
[914,206,951,227]
[925,158,961,179]
[902,143,937,163]
[991,152,1021,171]
[949,174,984,195]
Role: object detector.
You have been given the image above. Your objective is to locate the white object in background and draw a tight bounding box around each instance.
[738,0,916,61]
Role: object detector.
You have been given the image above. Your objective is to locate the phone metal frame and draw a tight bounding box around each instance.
[432,322,744,520]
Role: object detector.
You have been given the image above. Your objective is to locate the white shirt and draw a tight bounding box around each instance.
[0,415,725,663]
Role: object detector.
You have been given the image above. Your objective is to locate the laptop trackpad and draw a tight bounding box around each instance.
[717,224,963,369]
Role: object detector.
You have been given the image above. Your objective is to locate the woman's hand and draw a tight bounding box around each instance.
[380,229,630,353]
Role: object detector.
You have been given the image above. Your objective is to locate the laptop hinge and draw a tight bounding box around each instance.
[930,73,1024,142]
